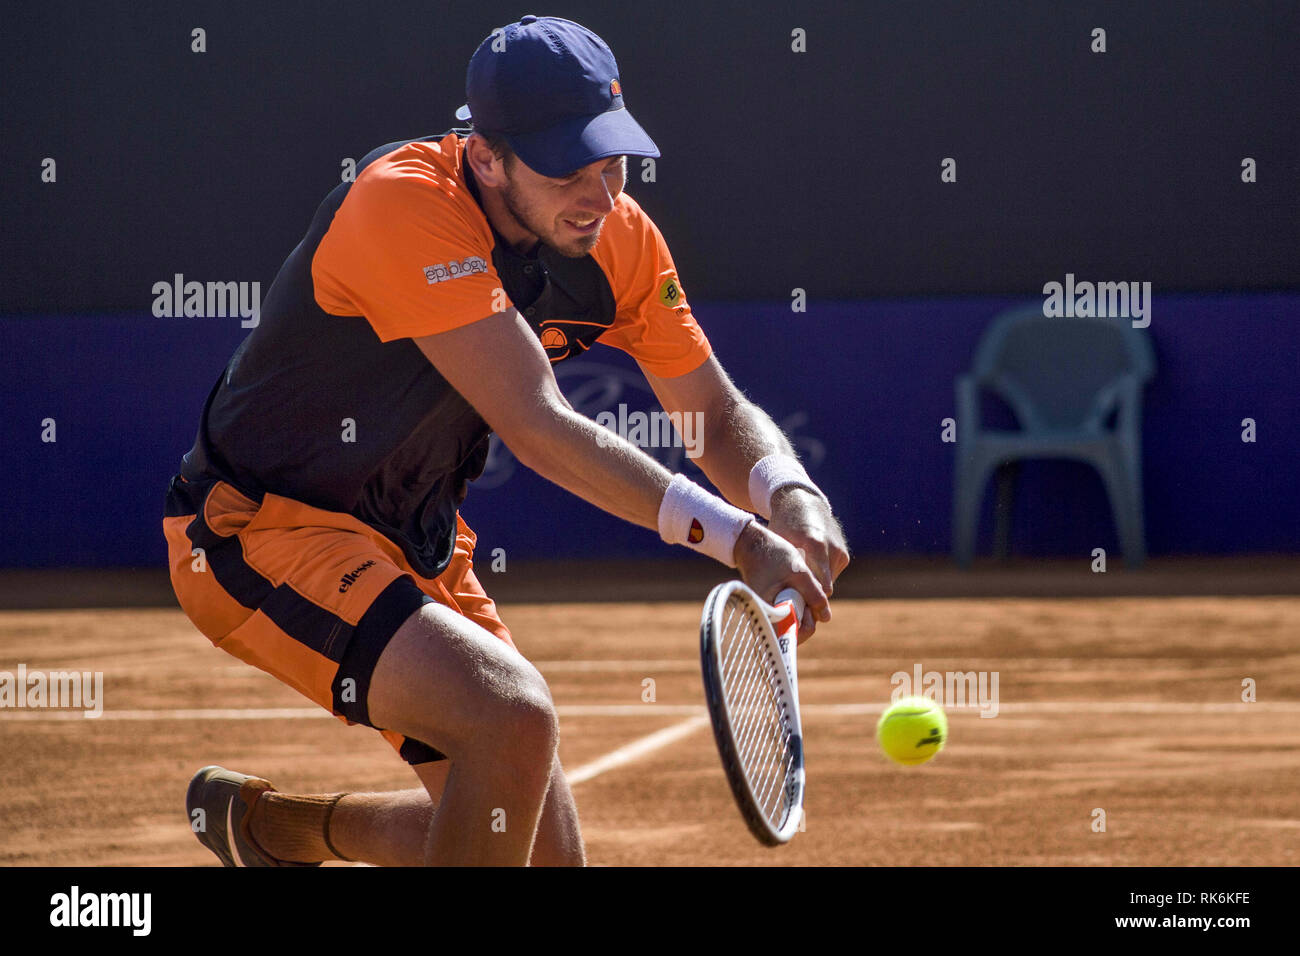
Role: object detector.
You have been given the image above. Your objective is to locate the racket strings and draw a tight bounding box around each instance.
[718,596,798,826]
[722,605,786,768]
[721,605,773,744]
[725,618,789,770]
[735,651,790,777]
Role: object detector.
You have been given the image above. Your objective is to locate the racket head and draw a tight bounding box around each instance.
[700,581,806,846]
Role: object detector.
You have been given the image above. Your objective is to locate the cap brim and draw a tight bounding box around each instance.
[506,107,660,178]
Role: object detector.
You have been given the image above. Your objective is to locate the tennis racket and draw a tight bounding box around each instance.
[699,580,806,846]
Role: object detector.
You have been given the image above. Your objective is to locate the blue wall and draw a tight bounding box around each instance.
[2,293,1296,569]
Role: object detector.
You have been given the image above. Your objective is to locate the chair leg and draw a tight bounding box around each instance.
[1096,456,1145,569]
[992,461,1020,561]
[1121,458,1147,568]
[953,453,995,568]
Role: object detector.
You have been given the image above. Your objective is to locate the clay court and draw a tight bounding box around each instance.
[2,559,1296,867]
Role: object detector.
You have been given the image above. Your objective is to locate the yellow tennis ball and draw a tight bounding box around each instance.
[877,695,948,766]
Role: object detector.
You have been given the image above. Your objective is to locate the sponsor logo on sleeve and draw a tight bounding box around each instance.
[423,256,488,285]
[657,275,682,308]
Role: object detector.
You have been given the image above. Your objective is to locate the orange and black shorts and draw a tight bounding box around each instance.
[162,475,514,765]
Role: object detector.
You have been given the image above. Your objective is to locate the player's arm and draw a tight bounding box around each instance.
[413,310,830,622]
[641,354,851,594]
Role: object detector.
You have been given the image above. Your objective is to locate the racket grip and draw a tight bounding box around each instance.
[775,587,805,618]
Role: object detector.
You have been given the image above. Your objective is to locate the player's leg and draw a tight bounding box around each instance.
[328,757,584,866]
[255,751,583,866]
[361,600,559,865]
[170,485,570,865]
[429,528,586,864]
[316,775,444,867]
[526,754,585,866]
[248,604,559,867]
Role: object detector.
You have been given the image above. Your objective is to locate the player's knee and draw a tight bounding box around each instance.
[488,667,559,759]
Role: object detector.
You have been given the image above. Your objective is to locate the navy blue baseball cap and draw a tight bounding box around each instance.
[454,15,660,177]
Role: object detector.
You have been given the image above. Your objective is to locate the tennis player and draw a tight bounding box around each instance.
[166,15,849,867]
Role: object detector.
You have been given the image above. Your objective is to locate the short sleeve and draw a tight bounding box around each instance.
[592,195,712,378]
[312,148,503,342]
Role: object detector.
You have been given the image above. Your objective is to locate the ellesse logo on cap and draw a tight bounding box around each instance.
[688,519,704,543]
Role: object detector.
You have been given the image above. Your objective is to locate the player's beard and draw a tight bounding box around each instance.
[501,177,603,258]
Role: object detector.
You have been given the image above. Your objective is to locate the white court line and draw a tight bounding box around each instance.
[6,703,1295,793]
[564,714,711,786]
[982,701,1300,714]
[531,660,700,672]
[0,705,710,721]
[3,701,1298,722]
[0,707,331,721]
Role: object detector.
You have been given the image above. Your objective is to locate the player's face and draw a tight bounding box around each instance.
[501,155,626,257]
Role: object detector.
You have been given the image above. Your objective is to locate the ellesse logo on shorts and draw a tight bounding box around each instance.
[423,257,488,285]
[339,559,377,593]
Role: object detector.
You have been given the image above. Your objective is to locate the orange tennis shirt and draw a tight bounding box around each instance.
[176,131,711,578]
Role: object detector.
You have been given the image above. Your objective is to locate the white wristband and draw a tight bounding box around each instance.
[658,474,754,567]
[747,454,828,519]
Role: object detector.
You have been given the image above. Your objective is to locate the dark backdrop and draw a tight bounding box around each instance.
[3,0,1298,311]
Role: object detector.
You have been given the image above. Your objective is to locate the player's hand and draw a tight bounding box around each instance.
[767,487,851,598]
[733,521,828,642]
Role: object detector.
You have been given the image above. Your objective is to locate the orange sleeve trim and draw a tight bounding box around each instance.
[366,307,502,344]
[632,337,714,378]
[590,193,713,375]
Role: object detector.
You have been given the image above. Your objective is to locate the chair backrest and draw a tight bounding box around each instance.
[970,303,1155,431]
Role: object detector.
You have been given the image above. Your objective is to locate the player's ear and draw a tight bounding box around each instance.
[465,133,509,188]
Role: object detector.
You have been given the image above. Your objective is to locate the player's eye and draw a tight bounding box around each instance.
[556,159,623,185]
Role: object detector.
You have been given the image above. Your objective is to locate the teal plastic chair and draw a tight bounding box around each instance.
[952,304,1155,567]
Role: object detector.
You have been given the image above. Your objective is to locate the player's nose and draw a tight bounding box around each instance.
[578,168,617,214]
[578,190,614,218]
